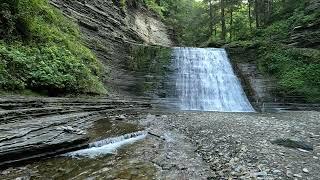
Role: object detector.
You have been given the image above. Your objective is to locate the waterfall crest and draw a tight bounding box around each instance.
[172,47,254,112]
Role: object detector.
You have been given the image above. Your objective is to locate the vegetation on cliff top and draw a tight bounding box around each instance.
[0,0,106,95]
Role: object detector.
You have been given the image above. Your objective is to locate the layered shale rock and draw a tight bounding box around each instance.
[49,0,173,94]
[0,97,152,167]
[289,0,320,49]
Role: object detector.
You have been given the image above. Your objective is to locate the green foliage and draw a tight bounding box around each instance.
[128,45,171,95]
[257,1,319,42]
[120,0,126,8]
[0,0,106,95]
[258,20,290,41]
[0,2,17,39]
[258,44,320,102]
[144,0,165,17]
[128,45,171,74]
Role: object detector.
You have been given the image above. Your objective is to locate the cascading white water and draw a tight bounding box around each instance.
[172,47,254,112]
[65,131,147,158]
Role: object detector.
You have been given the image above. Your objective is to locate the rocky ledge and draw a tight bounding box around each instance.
[0,96,152,167]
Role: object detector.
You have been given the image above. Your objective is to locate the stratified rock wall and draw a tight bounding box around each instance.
[49,0,173,95]
[289,0,320,49]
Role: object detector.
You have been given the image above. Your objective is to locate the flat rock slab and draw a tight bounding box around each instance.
[0,112,100,167]
[0,96,153,168]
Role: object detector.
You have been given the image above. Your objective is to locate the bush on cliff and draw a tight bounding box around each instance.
[0,0,106,95]
[258,43,320,102]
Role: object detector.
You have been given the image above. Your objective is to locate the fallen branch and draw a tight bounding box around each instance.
[148,132,166,141]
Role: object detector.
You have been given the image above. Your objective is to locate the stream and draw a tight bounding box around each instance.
[1,116,158,179]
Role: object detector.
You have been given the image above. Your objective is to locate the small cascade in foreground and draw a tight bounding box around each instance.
[65,131,147,158]
[172,47,254,112]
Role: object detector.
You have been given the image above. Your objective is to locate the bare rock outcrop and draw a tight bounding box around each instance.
[49,0,173,95]
[0,97,152,167]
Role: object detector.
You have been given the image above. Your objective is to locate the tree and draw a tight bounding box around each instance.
[209,0,214,37]
[248,0,253,30]
[220,0,226,41]
[255,0,259,28]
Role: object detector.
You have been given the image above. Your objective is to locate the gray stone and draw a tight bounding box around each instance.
[271,139,313,151]
[253,171,268,177]
[302,168,309,173]
[293,174,303,178]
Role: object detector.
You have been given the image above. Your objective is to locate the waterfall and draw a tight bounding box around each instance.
[172,47,254,112]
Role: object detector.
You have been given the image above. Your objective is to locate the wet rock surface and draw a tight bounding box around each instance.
[0,96,152,167]
[1,109,320,179]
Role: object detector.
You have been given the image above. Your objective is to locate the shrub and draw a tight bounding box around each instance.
[258,44,320,102]
[0,0,106,95]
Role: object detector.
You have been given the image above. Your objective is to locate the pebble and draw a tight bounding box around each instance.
[297,148,310,153]
[1,170,10,175]
[15,177,27,180]
[253,171,267,177]
[286,170,293,177]
[273,169,281,174]
[293,174,303,178]
[115,115,126,121]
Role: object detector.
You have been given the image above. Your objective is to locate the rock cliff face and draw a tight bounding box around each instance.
[289,0,320,49]
[49,0,173,95]
[226,47,275,109]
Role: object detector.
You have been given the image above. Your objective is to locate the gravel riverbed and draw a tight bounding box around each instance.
[1,110,320,179]
[137,111,320,179]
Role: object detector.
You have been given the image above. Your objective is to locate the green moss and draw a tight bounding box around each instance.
[127,45,171,95]
[120,0,126,8]
[128,45,171,74]
[0,0,106,95]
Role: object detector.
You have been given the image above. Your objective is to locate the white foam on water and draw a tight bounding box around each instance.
[65,131,147,158]
[172,47,255,112]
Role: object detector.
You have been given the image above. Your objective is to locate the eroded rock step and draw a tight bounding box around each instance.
[0,112,100,167]
[0,97,153,168]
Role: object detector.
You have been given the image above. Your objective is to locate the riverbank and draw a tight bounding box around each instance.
[1,108,319,179]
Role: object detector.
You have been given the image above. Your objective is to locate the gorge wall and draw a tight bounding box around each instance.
[49,0,173,95]
[289,0,320,49]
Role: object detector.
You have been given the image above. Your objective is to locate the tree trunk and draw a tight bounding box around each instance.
[262,0,267,26]
[254,0,259,28]
[230,9,233,41]
[209,0,213,37]
[220,0,226,41]
[249,0,252,31]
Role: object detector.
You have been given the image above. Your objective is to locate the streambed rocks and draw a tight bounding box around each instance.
[136,111,320,179]
[1,109,320,179]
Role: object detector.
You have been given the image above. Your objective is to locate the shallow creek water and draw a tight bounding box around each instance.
[2,117,157,179]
